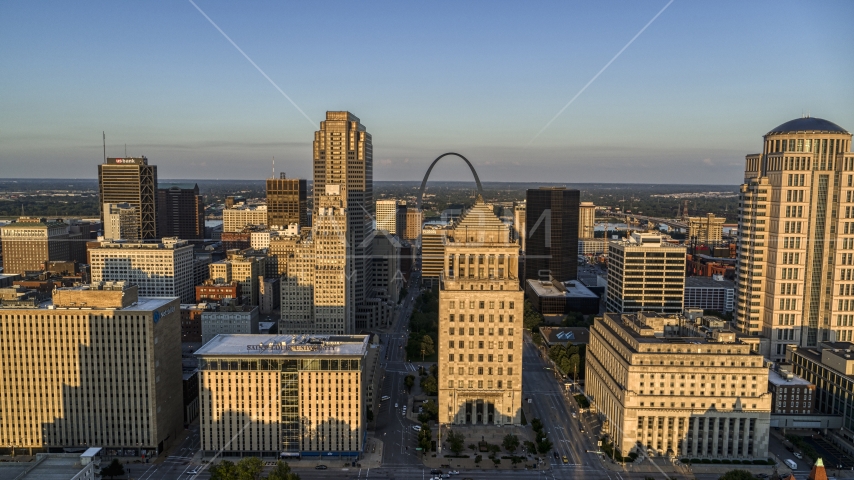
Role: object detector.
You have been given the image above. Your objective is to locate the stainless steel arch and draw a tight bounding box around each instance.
[417,152,484,210]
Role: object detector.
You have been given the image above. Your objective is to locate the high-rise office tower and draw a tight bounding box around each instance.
[98,157,158,239]
[376,199,399,234]
[404,208,422,241]
[525,187,580,282]
[222,204,267,232]
[157,183,204,240]
[0,217,69,274]
[0,282,183,455]
[313,111,379,329]
[578,201,596,239]
[606,232,686,314]
[734,117,854,358]
[266,173,307,229]
[103,202,139,241]
[437,197,523,425]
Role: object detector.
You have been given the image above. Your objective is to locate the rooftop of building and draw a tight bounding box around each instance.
[602,312,752,348]
[224,204,267,211]
[767,117,849,135]
[195,334,369,357]
[768,369,813,387]
[685,275,735,289]
[0,454,91,480]
[1,217,67,228]
[610,232,686,249]
[159,183,199,190]
[91,237,189,249]
[527,278,598,299]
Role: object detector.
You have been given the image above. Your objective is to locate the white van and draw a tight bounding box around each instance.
[785,459,797,470]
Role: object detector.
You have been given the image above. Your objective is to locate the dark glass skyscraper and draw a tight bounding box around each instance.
[157,183,205,240]
[266,173,307,229]
[524,187,580,282]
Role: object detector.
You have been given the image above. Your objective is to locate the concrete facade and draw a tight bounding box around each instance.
[438,198,524,426]
[586,312,771,459]
[0,282,183,455]
[606,233,686,314]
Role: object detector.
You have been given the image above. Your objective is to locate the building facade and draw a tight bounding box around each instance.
[579,201,596,239]
[0,217,69,275]
[438,198,524,426]
[266,174,307,229]
[200,304,259,344]
[98,157,158,240]
[788,343,854,434]
[734,118,854,360]
[223,204,268,233]
[157,183,204,240]
[89,237,195,303]
[372,234,402,304]
[0,282,183,455]
[376,199,399,234]
[421,224,451,285]
[586,312,771,459]
[513,201,526,251]
[684,275,735,313]
[606,233,686,314]
[103,203,139,241]
[404,208,422,241]
[209,252,264,306]
[196,334,368,457]
[768,369,815,415]
[687,214,725,245]
[525,187,579,282]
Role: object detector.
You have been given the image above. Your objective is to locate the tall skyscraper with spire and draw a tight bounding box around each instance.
[98,156,158,239]
[734,117,854,359]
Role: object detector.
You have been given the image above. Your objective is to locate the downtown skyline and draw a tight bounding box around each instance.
[1,1,853,183]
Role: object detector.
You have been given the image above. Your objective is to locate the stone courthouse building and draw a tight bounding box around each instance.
[438,197,524,426]
[586,312,771,459]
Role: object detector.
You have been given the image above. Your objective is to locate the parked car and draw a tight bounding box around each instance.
[412,425,422,431]
[394,403,399,408]
[315,465,328,470]
[381,395,390,401]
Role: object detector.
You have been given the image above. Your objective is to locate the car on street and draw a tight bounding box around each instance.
[562,455,569,464]
[412,425,422,431]
[187,468,200,475]
[394,403,398,408]
[382,395,390,401]
[430,469,443,474]
[572,413,577,418]
[553,451,559,459]
[315,465,328,470]
[449,471,459,475]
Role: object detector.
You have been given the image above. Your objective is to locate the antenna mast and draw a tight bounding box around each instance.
[102,132,106,163]
[272,156,275,178]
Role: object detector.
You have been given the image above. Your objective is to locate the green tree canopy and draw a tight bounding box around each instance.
[718,470,756,480]
[447,429,466,456]
[502,433,520,453]
[100,459,125,480]
[404,374,415,391]
[266,460,301,480]
[420,375,438,396]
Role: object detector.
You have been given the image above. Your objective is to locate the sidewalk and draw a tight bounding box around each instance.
[421,424,546,471]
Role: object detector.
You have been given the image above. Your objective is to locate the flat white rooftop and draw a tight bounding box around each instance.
[196,334,369,357]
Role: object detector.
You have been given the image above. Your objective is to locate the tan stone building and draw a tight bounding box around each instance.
[687,213,725,245]
[404,208,422,241]
[223,204,268,233]
[376,199,399,234]
[513,201,526,251]
[0,282,183,456]
[586,312,771,459]
[438,197,524,426]
[209,251,265,307]
[196,334,368,457]
[0,217,69,275]
[734,118,854,358]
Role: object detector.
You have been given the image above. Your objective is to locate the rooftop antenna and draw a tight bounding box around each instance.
[102,132,106,163]
[124,144,127,157]
[272,156,275,178]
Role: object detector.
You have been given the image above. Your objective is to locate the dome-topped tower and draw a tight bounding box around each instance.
[767,117,849,135]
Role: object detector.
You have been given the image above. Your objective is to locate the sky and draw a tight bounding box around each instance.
[1,1,853,184]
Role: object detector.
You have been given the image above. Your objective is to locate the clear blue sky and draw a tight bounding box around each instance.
[2,1,852,183]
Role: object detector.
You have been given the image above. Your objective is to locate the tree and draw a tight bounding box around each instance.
[266,460,301,480]
[420,375,438,396]
[524,441,537,455]
[420,335,435,361]
[100,459,125,480]
[447,430,466,456]
[537,437,553,454]
[502,434,520,453]
[718,470,756,480]
[404,374,415,392]
[531,417,544,433]
[210,460,237,480]
[419,399,439,422]
[523,301,544,330]
[429,363,439,378]
[235,456,264,480]
[418,423,433,452]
